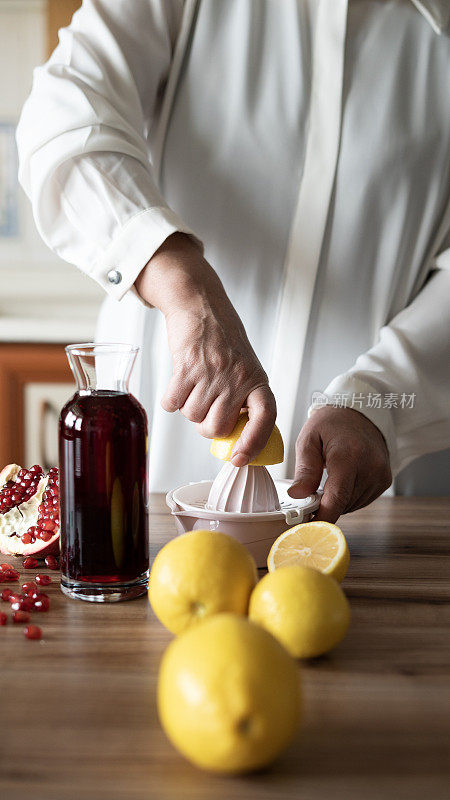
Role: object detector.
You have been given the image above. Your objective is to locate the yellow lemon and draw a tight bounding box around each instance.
[267,521,350,582]
[149,530,257,635]
[249,565,350,659]
[210,413,284,465]
[157,613,301,773]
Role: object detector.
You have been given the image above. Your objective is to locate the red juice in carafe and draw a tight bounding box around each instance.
[59,344,149,602]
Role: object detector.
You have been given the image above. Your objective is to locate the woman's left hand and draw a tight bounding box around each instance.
[288,406,392,522]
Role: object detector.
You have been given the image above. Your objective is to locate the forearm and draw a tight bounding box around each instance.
[135,233,246,333]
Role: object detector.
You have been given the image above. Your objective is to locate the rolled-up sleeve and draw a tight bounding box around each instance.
[16,0,200,302]
[314,246,450,476]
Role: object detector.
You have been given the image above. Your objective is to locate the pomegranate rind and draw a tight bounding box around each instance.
[0,464,22,484]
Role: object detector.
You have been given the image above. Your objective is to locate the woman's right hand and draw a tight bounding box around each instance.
[135,233,276,466]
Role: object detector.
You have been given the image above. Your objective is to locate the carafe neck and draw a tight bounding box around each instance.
[65,343,139,393]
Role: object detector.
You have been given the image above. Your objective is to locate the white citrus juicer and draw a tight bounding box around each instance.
[166,415,322,567]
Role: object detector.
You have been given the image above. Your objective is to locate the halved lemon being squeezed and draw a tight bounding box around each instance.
[210,413,284,466]
[267,521,350,582]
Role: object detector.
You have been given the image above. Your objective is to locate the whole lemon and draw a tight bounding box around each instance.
[157,613,301,773]
[149,530,257,634]
[249,565,350,658]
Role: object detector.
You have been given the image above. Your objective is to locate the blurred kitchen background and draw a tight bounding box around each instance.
[0,0,101,469]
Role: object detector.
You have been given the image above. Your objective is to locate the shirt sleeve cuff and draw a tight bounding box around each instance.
[308,374,399,474]
[88,206,203,303]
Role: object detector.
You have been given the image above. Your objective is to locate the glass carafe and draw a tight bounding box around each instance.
[59,343,149,602]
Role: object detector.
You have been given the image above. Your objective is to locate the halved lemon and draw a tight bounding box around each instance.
[210,413,284,466]
[267,521,350,582]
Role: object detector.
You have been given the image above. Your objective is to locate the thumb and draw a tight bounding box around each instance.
[288,434,324,499]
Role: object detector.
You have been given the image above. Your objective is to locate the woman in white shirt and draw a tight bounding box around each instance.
[17,0,450,519]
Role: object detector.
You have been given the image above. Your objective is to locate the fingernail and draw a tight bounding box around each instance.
[231,453,249,467]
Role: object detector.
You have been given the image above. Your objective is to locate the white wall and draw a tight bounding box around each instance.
[0,0,103,342]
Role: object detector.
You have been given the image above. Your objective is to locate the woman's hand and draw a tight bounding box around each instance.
[135,233,276,465]
[288,406,392,522]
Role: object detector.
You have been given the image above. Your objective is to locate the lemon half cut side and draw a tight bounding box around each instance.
[267,521,350,582]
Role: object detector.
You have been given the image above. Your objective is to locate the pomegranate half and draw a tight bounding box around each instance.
[0,464,59,557]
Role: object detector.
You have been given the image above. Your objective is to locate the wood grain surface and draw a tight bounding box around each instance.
[0,496,449,800]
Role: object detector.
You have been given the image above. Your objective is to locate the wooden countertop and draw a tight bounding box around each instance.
[1,496,449,800]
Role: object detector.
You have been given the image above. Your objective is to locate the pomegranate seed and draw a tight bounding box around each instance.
[8,593,22,605]
[35,574,51,586]
[33,596,50,612]
[38,503,46,513]
[30,465,42,473]
[0,563,13,571]
[41,519,55,531]
[21,533,32,544]
[45,555,59,570]
[28,526,36,535]
[11,597,33,612]
[38,531,53,542]
[24,624,42,640]
[0,612,7,625]
[31,590,48,601]
[12,610,30,624]
[1,588,12,601]
[23,557,39,569]
[1,569,19,582]
[21,581,37,595]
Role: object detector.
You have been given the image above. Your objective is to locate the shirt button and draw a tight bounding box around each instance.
[107,269,122,284]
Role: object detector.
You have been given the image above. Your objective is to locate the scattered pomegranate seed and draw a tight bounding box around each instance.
[8,593,22,605]
[45,555,59,570]
[33,595,50,612]
[12,610,30,624]
[11,597,34,612]
[24,624,42,640]
[0,569,19,582]
[21,581,37,595]
[23,557,39,569]
[0,611,7,625]
[0,563,13,571]
[1,588,12,601]
[35,574,51,586]
[33,591,49,600]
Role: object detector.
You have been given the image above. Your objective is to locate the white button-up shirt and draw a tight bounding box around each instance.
[17,0,450,492]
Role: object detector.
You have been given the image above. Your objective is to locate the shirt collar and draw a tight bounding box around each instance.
[410,0,450,33]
